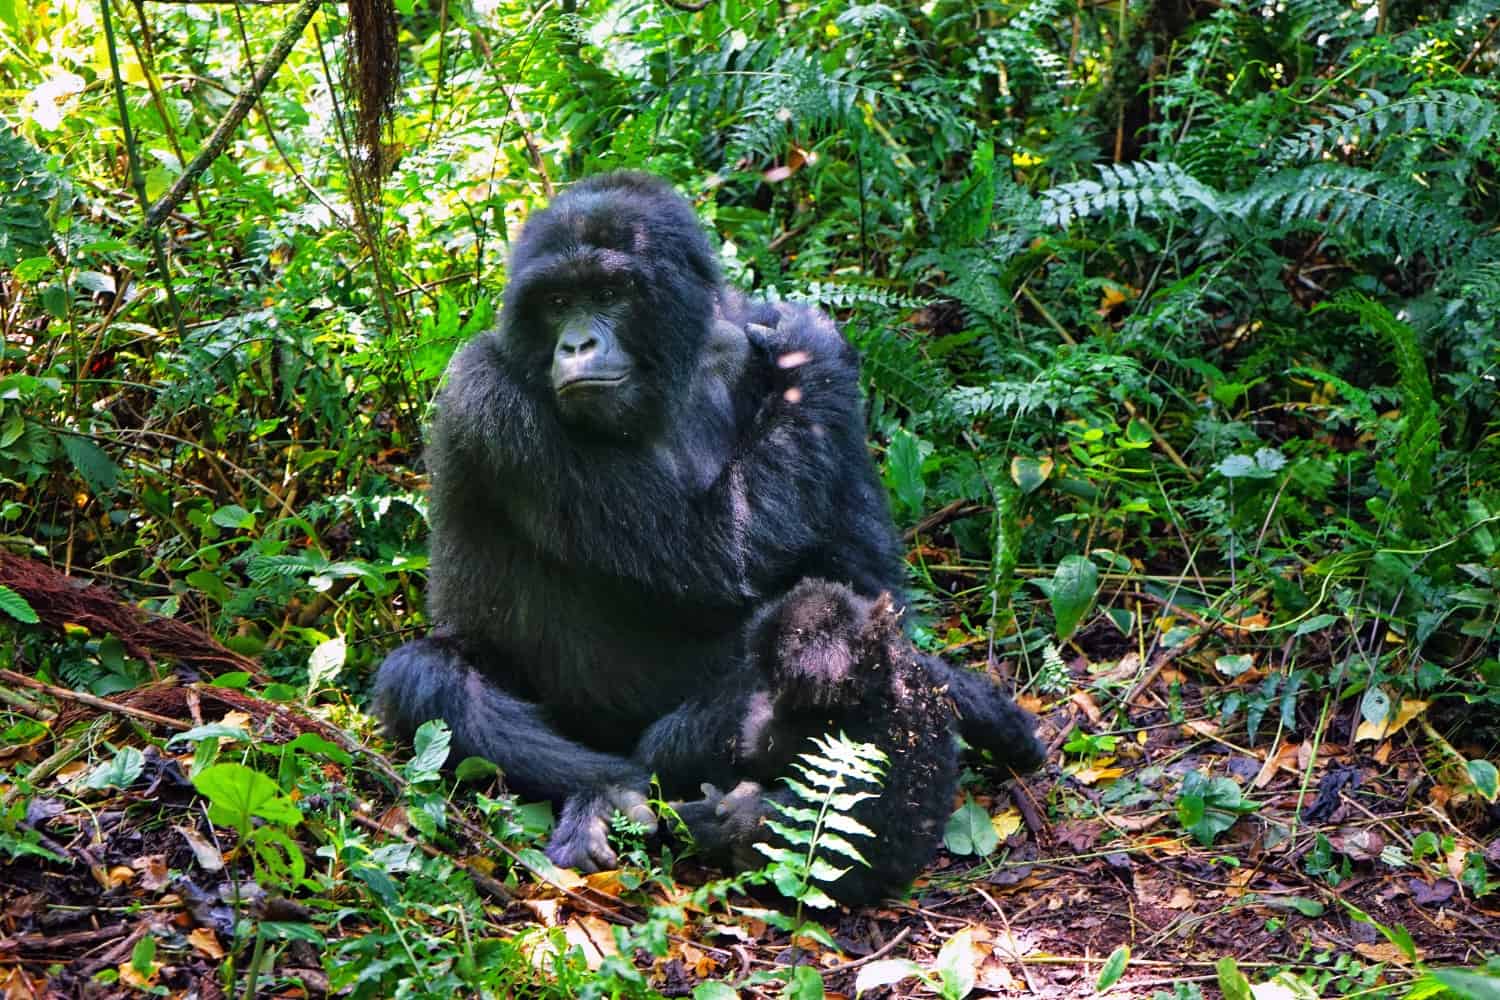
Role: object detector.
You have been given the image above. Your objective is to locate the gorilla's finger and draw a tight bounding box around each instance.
[608,787,659,834]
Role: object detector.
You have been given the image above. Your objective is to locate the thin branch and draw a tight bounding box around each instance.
[142,0,321,230]
[0,668,190,732]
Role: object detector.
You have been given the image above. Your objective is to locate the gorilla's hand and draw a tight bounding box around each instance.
[547,785,659,874]
[672,781,766,871]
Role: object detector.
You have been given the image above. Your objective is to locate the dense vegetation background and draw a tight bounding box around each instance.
[1,0,1498,996]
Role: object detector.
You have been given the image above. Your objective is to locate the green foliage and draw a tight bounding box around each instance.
[3,0,1500,990]
[755,732,886,913]
[1175,771,1260,847]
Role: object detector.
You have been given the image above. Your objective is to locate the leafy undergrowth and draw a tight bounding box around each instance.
[3,0,1500,994]
[2,568,1497,999]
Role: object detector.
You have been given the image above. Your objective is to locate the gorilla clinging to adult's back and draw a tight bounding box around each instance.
[375,172,1045,905]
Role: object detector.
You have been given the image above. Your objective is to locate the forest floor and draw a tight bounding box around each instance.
[1,560,1498,999]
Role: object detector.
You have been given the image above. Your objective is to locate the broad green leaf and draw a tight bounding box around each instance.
[1215,654,1254,677]
[1176,771,1259,845]
[130,933,157,978]
[943,796,998,857]
[455,756,500,783]
[167,724,250,746]
[1009,455,1053,495]
[407,720,451,782]
[192,762,301,831]
[934,926,978,999]
[210,504,255,530]
[185,570,230,605]
[1096,944,1129,991]
[885,427,927,516]
[693,983,739,1000]
[1293,613,1339,637]
[84,746,144,789]
[307,635,346,689]
[1360,687,1392,727]
[0,585,39,624]
[283,732,352,763]
[783,963,825,1000]
[854,960,925,996]
[60,433,118,495]
[1429,969,1500,1000]
[1466,759,1498,801]
[1216,957,1253,1000]
[1050,554,1099,640]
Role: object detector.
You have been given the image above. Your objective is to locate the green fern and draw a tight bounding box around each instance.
[849,323,953,419]
[1232,164,1480,262]
[1321,293,1440,534]
[0,129,69,266]
[1277,88,1500,165]
[944,350,1150,425]
[755,732,886,910]
[1039,161,1221,227]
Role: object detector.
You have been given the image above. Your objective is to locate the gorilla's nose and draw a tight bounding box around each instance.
[558,329,599,357]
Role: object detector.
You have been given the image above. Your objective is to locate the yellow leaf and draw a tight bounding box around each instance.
[217,710,253,731]
[990,808,1023,840]
[1071,763,1125,786]
[1354,699,1428,743]
[118,956,160,988]
[188,928,224,959]
[563,916,618,970]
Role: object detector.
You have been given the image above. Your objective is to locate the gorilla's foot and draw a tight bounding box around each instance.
[547,784,658,873]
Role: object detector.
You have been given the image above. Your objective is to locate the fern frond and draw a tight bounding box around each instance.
[1277,88,1500,165]
[790,280,927,312]
[1040,160,1221,228]
[1233,164,1480,262]
[849,323,953,419]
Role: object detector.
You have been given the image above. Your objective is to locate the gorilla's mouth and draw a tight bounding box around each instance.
[557,374,628,393]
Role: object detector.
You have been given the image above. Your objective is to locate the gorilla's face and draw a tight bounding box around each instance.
[520,267,652,434]
[499,174,722,441]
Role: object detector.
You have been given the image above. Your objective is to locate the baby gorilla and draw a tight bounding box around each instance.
[674,580,960,904]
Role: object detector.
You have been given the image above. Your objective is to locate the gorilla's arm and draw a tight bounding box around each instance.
[919,656,1048,773]
[374,634,656,872]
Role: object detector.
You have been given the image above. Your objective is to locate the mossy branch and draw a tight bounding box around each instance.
[141,0,321,231]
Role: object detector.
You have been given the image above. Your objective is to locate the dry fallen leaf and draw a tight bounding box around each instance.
[674,941,718,978]
[188,927,225,959]
[94,865,136,890]
[1354,699,1428,743]
[174,824,224,871]
[217,710,253,731]
[1354,939,1421,965]
[562,915,619,970]
[132,854,170,892]
[522,898,563,927]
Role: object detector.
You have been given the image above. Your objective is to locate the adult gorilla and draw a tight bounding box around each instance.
[376,172,1044,904]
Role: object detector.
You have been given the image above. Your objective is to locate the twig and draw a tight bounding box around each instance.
[973,888,1040,994]
[820,927,911,973]
[0,923,130,953]
[143,0,321,230]
[0,668,189,732]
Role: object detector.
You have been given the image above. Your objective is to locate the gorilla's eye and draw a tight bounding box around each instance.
[548,293,569,310]
[598,287,615,302]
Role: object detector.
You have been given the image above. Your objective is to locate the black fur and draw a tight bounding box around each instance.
[375,172,1044,904]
